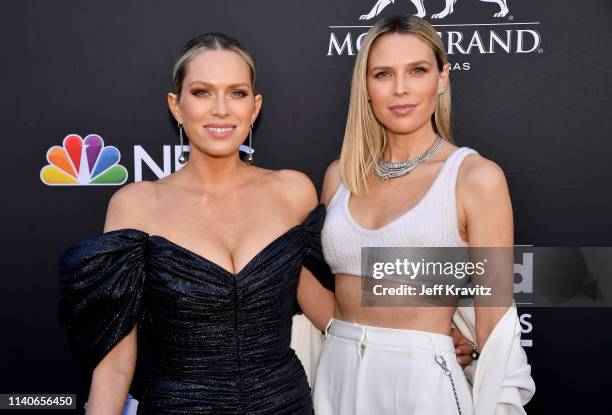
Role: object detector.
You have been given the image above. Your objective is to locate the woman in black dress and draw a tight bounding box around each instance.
[58,33,335,414]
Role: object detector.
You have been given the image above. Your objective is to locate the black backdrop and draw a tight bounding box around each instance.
[1,1,612,413]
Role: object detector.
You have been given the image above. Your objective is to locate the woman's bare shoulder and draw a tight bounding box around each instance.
[255,169,317,222]
[276,168,317,205]
[320,160,341,206]
[104,181,160,232]
[456,152,510,221]
[457,153,508,194]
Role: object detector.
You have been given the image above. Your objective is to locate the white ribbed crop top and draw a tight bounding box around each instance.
[321,147,477,276]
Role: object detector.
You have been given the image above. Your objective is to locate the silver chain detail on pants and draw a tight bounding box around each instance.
[434,355,462,415]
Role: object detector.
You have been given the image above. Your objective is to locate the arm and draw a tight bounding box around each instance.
[87,182,153,414]
[276,169,336,331]
[455,156,535,413]
[296,161,341,329]
[297,268,335,330]
[86,327,137,414]
[458,155,514,350]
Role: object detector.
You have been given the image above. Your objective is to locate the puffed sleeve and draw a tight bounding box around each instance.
[58,229,148,370]
[302,204,335,293]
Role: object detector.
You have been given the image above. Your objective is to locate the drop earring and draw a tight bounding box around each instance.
[247,124,254,164]
[178,122,187,164]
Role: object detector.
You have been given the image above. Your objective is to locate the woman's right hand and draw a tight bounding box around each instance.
[85,325,137,414]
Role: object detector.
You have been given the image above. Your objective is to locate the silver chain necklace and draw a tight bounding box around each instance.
[374,136,444,181]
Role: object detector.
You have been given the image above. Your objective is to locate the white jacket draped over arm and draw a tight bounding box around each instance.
[452,302,535,414]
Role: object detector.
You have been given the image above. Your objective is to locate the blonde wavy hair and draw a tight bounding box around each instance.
[340,15,453,195]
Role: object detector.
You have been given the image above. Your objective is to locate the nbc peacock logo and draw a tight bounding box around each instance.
[40,134,128,186]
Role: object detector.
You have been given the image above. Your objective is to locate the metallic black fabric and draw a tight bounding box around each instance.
[58,204,333,414]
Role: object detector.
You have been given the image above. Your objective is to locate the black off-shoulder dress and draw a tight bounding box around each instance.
[58,204,334,414]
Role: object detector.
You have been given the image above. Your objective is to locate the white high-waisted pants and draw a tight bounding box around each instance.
[312,319,474,415]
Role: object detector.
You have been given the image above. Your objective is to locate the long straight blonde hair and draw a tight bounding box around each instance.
[340,15,453,195]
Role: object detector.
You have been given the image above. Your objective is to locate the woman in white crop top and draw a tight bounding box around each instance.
[312,15,535,415]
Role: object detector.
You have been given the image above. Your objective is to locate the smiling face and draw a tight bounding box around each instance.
[168,49,262,160]
[366,33,448,136]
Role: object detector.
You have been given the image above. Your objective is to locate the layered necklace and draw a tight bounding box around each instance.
[374,136,444,181]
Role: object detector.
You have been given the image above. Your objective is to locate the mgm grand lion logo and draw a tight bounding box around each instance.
[327,0,543,57]
[359,0,510,20]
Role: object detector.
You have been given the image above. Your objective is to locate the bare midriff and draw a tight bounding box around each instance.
[334,274,456,336]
